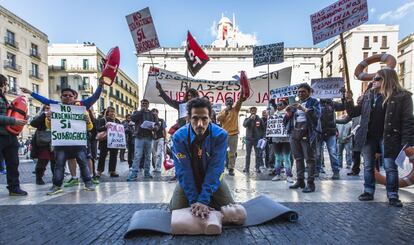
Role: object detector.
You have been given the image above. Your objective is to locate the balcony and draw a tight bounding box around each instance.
[4,37,18,49]
[65,66,97,73]
[30,49,41,60]
[3,60,22,73]
[49,65,65,71]
[29,70,43,80]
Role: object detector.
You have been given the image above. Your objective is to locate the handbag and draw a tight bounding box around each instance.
[96,118,107,141]
[36,130,51,147]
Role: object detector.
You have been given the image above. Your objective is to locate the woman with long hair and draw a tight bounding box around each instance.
[346,68,414,207]
[96,106,121,178]
[0,74,27,195]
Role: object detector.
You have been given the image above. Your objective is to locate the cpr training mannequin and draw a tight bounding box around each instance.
[171,204,247,235]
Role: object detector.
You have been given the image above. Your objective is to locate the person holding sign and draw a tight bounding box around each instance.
[217,96,246,176]
[156,81,199,127]
[242,107,265,174]
[0,74,27,196]
[127,99,159,180]
[345,69,414,207]
[96,106,121,178]
[269,100,293,183]
[44,88,95,195]
[284,84,321,193]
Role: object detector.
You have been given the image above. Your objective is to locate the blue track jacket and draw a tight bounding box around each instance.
[172,123,228,206]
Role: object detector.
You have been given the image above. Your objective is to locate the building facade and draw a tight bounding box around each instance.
[48,43,138,120]
[0,5,49,138]
[137,15,323,135]
[398,33,414,96]
[321,24,399,98]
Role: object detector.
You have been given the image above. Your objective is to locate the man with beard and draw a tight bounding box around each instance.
[170,98,234,217]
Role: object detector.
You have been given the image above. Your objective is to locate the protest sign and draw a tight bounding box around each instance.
[144,67,292,106]
[270,83,306,99]
[311,77,344,99]
[310,0,368,44]
[212,104,222,115]
[126,7,160,54]
[253,42,284,67]
[179,103,188,119]
[107,122,126,149]
[266,114,287,137]
[51,104,87,146]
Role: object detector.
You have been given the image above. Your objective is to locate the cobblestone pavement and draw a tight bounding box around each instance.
[0,202,413,245]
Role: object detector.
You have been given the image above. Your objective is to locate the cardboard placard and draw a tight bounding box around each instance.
[270,83,306,99]
[107,122,126,149]
[126,7,160,54]
[253,42,284,67]
[311,77,344,99]
[51,104,87,146]
[266,114,287,138]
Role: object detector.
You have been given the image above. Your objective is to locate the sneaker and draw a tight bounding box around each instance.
[358,192,374,201]
[389,198,403,207]
[347,171,359,176]
[286,176,294,183]
[46,186,63,196]
[91,177,100,185]
[84,182,95,191]
[110,172,119,178]
[127,174,138,182]
[331,172,340,180]
[144,174,153,179]
[272,175,282,181]
[8,187,28,196]
[63,178,80,187]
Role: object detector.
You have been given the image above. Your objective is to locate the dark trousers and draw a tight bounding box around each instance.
[352,151,361,174]
[120,149,126,160]
[245,139,263,171]
[290,137,316,184]
[127,139,135,168]
[0,135,20,189]
[35,158,55,179]
[98,141,119,173]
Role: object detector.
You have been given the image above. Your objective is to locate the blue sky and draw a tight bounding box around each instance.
[1,0,413,82]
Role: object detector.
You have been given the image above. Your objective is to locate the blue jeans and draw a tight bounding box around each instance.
[130,137,153,177]
[53,146,91,187]
[273,142,292,177]
[361,139,384,195]
[383,158,399,199]
[245,139,263,171]
[338,141,352,168]
[316,136,340,173]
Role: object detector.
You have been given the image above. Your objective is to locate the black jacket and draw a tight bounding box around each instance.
[131,110,158,139]
[243,115,265,140]
[30,113,50,158]
[319,99,345,137]
[347,90,414,158]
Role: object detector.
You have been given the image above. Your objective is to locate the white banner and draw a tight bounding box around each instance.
[270,83,306,99]
[126,7,160,54]
[266,114,287,137]
[107,122,126,149]
[253,42,284,67]
[310,0,368,45]
[311,77,344,99]
[51,104,87,146]
[144,67,292,106]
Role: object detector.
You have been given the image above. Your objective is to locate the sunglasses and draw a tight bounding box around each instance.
[373,76,383,81]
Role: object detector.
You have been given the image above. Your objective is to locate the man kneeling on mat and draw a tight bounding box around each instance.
[170,97,234,218]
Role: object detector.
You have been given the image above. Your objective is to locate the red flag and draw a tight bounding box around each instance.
[184,31,210,76]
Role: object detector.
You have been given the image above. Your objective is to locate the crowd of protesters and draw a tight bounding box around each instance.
[0,68,413,207]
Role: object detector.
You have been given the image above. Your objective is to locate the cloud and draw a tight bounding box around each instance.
[379,0,414,21]
[209,20,217,37]
[370,8,376,14]
[235,31,258,46]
